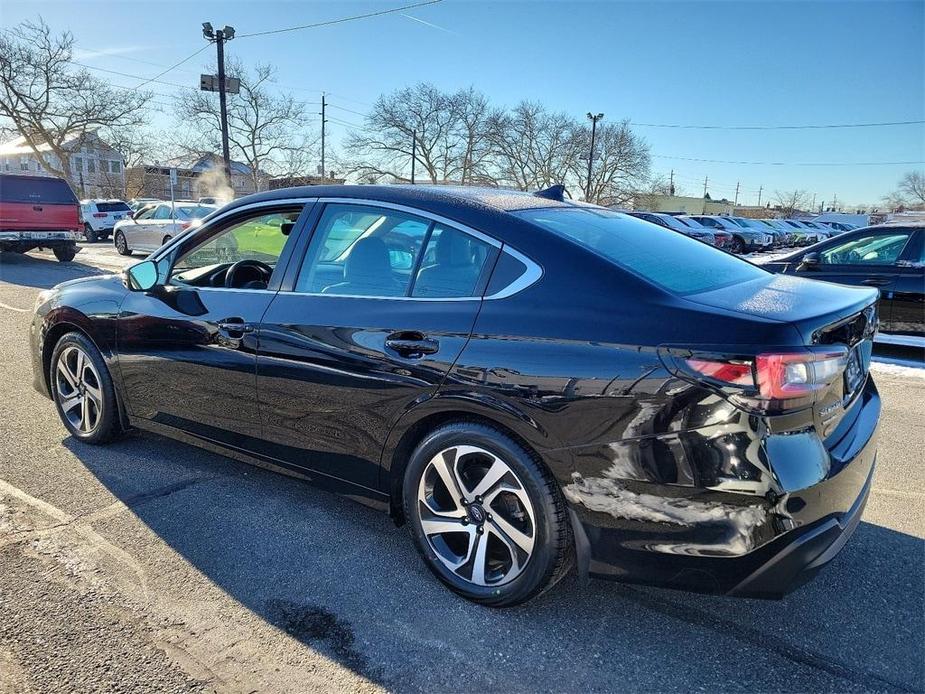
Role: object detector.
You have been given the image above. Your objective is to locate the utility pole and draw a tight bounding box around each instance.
[832,193,837,211]
[410,130,417,184]
[669,169,675,196]
[733,181,740,211]
[702,176,708,213]
[757,185,763,207]
[585,112,604,202]
[320,93,327,182]
[811,193,816,212]
[202,22,235,188]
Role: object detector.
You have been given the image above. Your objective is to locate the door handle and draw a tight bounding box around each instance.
[862,278,891,286]
[217,319,254,334]
[385,332,439,357]
[32,206,43,211]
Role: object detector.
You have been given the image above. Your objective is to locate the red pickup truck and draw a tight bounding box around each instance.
[0,174,82,262]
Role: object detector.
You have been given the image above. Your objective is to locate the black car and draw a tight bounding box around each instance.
[31,185,881,606]
[764,223,924,338]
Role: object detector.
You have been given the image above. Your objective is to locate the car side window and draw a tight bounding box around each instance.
[170,209,302,284]
[136,206,156,220]
[820,232,912,266]
[412,225,491,298]
[152,205,172,220]
[295,204,430,296]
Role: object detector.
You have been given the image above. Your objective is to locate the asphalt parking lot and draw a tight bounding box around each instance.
[0,243,923,693]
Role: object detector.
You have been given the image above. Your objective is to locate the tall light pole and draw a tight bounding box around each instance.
[320,93,327,181]
[585,112,603,202]
[202,22,235,187]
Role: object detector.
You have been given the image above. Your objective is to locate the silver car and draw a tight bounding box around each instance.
[113,202,216,256]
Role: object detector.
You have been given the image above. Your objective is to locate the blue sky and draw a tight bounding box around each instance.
[4,0,923,207]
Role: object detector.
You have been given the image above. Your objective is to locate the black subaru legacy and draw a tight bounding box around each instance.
[31,185,880,606]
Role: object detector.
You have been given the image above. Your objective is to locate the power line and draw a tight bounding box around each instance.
[68,61,199,91]
[329,104,368,118]
[237,0,443,38]
[653,154,925,167]
[634,119,925,130]
[132,44,210,91]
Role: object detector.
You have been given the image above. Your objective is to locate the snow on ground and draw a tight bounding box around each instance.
[871,356,925,378]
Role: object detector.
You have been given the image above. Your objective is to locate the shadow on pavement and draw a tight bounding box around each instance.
[63,432,924,692]
[0,250,111,289]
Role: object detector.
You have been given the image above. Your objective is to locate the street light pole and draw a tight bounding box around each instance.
[203,22,235,188]
[410,130,417,184]
[585,112,603,202]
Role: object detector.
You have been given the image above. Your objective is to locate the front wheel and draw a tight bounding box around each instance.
[403,423,573,607]
[50,332,122,444]
[83,224,98,243]
[730,236,746,254]
[53,244,77,262]
[114,231,132,256]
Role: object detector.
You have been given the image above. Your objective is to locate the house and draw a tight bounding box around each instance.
[125,154,271,202]
[0,131,125,198]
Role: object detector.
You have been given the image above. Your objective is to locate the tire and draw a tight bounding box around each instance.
[403,422,573,607]
[50,332,122,444]
[53,245,77,262]
[730,236,746,254]
[83,224,98,243]
[114,231,132,256]
[161,235,172,246]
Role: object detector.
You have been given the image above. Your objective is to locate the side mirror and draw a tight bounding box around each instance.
[126,260,158,291]
[799,252,821,270]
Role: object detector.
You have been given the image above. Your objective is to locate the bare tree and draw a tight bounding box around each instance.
[571,119,651,206]
[897,170,925,206]
[774,189,811,217]
[174,60,316,191]
[344,83,495,184]
[0,20,150,183]
[633,174,682,210]
[487,102,578,191]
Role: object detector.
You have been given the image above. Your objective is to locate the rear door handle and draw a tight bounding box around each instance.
[385,332,439,357]
[32,206,43,212]
[861,278,891,286]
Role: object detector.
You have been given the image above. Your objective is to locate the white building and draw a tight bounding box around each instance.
[0,131,125,198]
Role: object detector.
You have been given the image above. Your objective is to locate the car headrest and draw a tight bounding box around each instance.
[345,237,392,281]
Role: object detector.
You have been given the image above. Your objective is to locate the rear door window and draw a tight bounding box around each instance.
[514,207,768,295]
[0,176,77,204]
[412,225,492,298]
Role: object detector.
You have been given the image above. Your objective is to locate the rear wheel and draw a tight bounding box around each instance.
[83,224,98,243]
[403,422,572,607]
[50,332,122,444]
[114,231,132,256]
[730,236,746,254]
[53,245,76,262]
[162,235,172,246]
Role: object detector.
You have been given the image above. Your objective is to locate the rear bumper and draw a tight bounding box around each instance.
[0,231,81,242]
[566,377,880,598]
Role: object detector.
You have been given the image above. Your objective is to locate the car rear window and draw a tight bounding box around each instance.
[0,175,77,204]
[514,207,768,295]
[96,202,131,212]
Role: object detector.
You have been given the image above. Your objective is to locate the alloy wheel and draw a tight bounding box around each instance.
[417,445,536,587]
[115,232,127,254]
[55,346,103,434]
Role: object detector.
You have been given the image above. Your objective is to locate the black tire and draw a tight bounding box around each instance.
[83,224,98,243]
[730,236,746,254]
[403,422,573,607]
[50,332,122,444]
[161,235,172,246]
[114,231,132,256]
[53,245,77,262]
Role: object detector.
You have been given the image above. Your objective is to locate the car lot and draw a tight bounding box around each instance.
[0,244,923,693]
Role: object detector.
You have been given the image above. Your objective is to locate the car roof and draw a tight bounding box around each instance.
[220,184,581,218]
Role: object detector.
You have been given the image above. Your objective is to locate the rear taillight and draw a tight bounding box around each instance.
[663,346,849,414]
[179,221,192,230]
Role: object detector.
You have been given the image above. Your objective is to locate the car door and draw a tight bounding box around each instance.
[117,203,311,448]
[891,230,924,335]
[146,204,175,247]
[124,205,156,249]
[255,201,498,490]
[794,228,916,331]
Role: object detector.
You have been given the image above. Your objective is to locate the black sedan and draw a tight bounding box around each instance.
[764,223,924,339]
[31,185,881,606]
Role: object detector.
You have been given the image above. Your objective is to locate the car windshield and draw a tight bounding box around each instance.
[514,207,767,295]
[737,218,764,229]
[655,215,689,231]
[96,202,131,213]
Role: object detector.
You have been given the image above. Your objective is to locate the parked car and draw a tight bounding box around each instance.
[730,216,786,248]
[33,184,881,606]
[682,215,772,253]
[0,173,82,262]
[761,219,800,245]
[753,219,791,246]
[80,199,132,242]
[780,220,825,245]
[799,220,835,239]
[128,197,162,212]
[764,223,924,338]
[817,221,856,233]
[112,201,217,256]
[628,212,717,245]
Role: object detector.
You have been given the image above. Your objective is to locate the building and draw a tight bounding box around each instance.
[0,131,125,198]
[631,193,733,215]
[268,175,346,189]
[125,154,271,202]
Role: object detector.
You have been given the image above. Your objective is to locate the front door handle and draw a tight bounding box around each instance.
[862,278,891,286]
[217,319,254,334]
[385,332,439,357]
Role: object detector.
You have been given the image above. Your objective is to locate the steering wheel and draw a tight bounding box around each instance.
[225,259,273,289]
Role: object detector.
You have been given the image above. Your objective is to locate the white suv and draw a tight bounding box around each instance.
[80,199,133,242]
